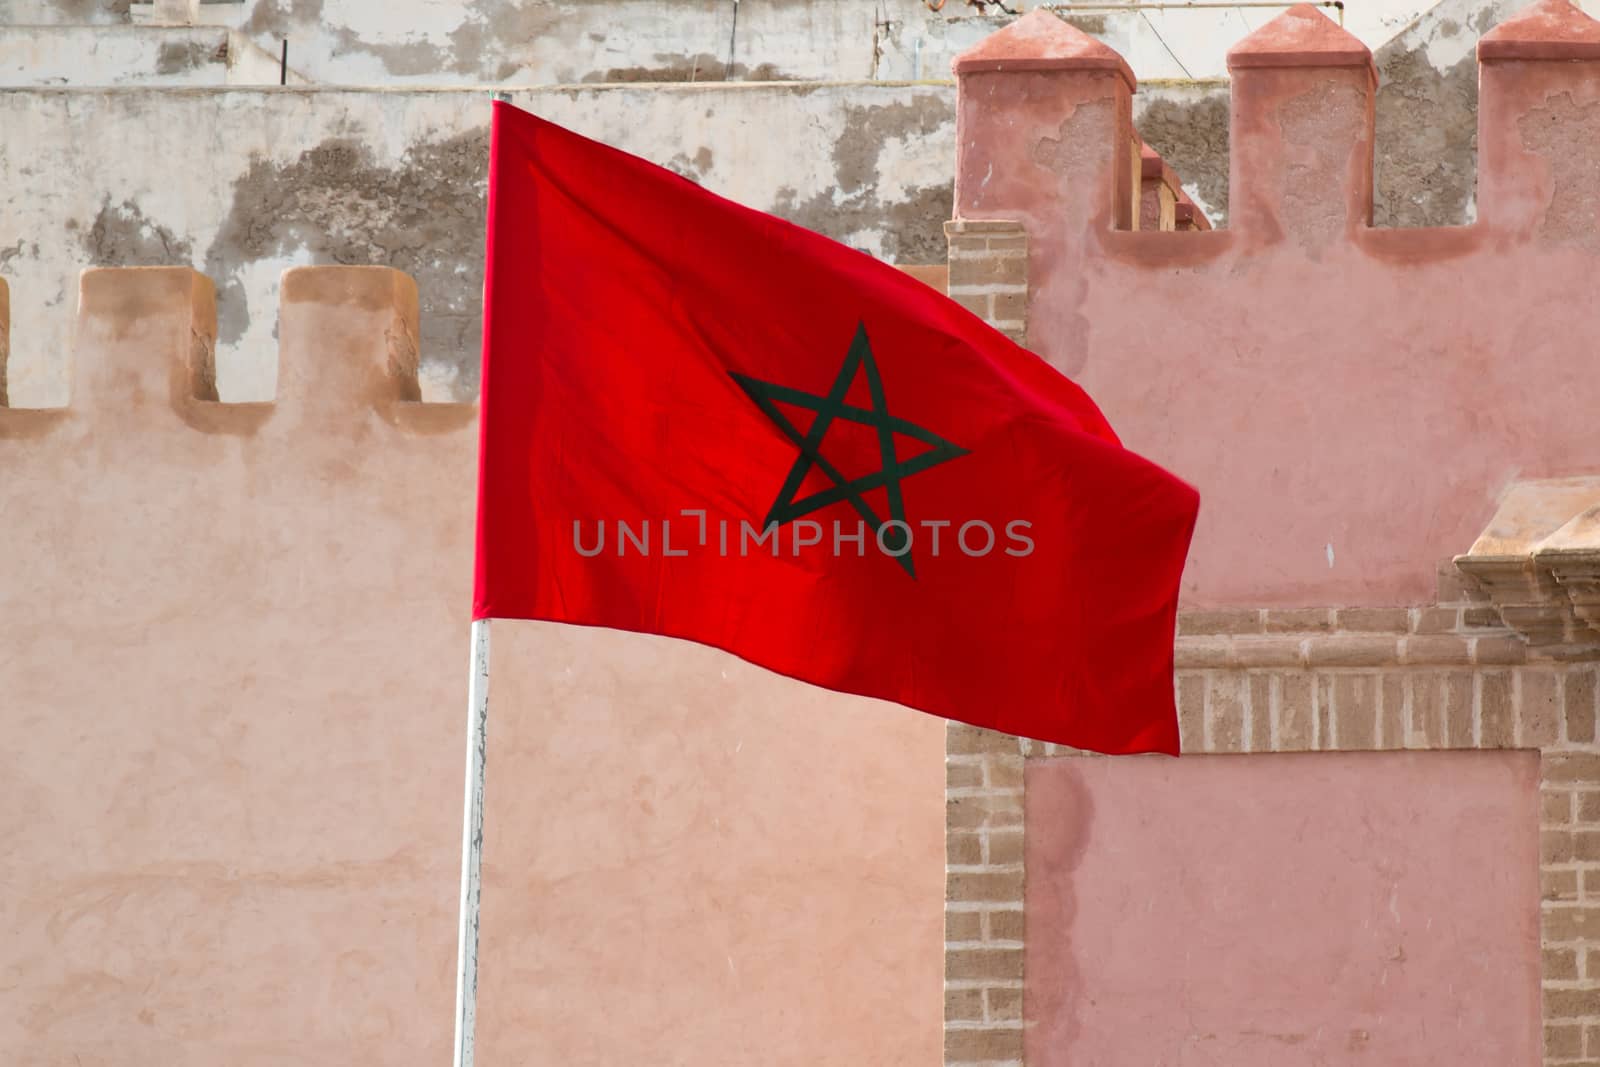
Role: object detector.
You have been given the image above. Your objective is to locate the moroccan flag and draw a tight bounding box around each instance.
[473,102,1199,755]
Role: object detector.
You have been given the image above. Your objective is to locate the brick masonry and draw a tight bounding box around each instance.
[944,561,1600,1066]
[944,219,1027,348]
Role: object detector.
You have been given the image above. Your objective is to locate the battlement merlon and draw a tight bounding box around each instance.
[0,267,473,436]
[952,10,1139,235]
[1225,5,1378,247]
[952,0,1600,252]
[1477,0,1600,239]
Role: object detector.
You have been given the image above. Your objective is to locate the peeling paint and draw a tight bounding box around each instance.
[0,0,132,20]
[0,238,32,271]
[1369,0,1522,229]
[1519,91,1600,249]
[1373,45,1479,228]
[204,130,489,396]
[0,84,957,406]
[239,0,326,37]
[1279,81,1366,252]
[155,37,221,74]
[329,26,445,77]
[584,55,794,84]
[1034,100,1116,178]
[665,146,715,183]
[768,96,955,261]
[84,199,194,265]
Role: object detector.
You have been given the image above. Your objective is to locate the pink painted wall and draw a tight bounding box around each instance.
[0,268,942,1065]
[1024,751,1543,1065]
[954,5,1600,607]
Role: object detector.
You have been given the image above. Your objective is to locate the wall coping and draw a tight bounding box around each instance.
[1225,3,1376,74]
[1480,0,1600,62]
[952,9,1135,90]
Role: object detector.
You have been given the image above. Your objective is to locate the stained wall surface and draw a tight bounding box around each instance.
[0,83,958,407]
[0,0,1444,85]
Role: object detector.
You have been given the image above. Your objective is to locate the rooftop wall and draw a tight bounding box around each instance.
[952,2,1600,608]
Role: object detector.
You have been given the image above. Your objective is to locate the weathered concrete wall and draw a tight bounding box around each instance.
[1133,79,1232,225]
[0,2,1531,232]
[0,57,1516,414]
[0,25,297,85]
[0,1,1546,412]
[1373,0,1524,226]
[0,266,944,1066]
[0,26,226,85]
[0,0,133,23]
[187,0,1008,85]
[3,0,1447,85]
[0,81,955,406]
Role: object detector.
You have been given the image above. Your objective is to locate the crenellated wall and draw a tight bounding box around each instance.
[0,266,944,1066]
[0,82,957,408]
[944,5,1600,1066]
[15,4,1600,1064]
[951,2,1600,610]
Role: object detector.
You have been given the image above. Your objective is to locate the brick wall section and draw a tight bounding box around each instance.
[944,219,1027,347]
[945,563,1600,1067]
[946,723,1028,1066]
[941,215,1030,1066]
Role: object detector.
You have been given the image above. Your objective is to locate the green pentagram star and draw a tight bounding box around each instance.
[730,320,968,578]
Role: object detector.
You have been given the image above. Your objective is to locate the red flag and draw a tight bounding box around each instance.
[473,102,1199,755]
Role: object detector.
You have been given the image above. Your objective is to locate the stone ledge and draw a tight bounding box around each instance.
[1479,0,1600,62]
[1458,479,1600,657]
[1226,4,1377,75]
[952,9,1136,90]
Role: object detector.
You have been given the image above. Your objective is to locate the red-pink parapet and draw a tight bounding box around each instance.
[952,0,1600,607]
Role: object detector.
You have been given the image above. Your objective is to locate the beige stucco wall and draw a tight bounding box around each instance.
[0,267,942,1064]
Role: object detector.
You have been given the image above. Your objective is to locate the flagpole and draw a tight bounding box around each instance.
[452,618,491,1067]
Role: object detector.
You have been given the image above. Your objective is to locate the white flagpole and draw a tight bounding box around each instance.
[452,618,492,1067]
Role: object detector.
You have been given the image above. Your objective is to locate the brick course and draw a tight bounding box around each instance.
[944,220,1028,348]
